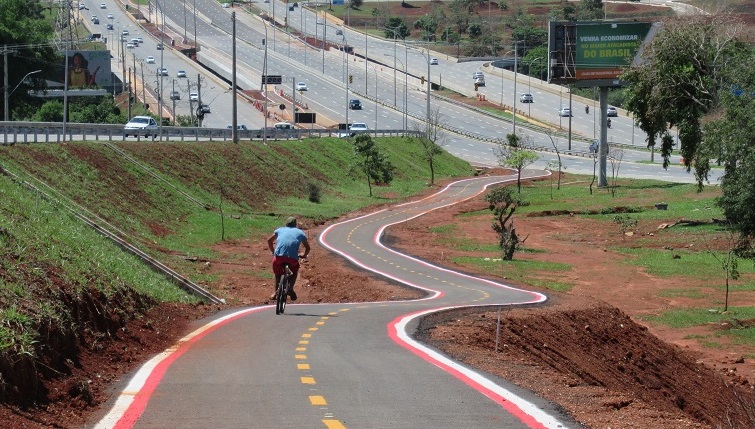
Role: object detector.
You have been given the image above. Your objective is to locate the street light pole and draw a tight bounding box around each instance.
[344,34,349,129]
[527,57,543,117]
[232,11,238,143]
[5,69,41,121]
[512,41,519,137]
[262,17,269,145]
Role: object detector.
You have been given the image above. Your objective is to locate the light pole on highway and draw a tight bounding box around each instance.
[385,27,401,107]
[512,40,522,137]
[499,50,514,106]
[261,16,269,145]
[368,65,378,130]
[4,69,40,121]
[232,11,238,143]
[343,33,349,129]
[394,55,408,130]
[316,14,327,74]
[526,57,543,117]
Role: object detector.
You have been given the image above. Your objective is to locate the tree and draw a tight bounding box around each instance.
[701,226,743,312]
[384,17,409,39]
[351,134,395,197]
[545,131,565,192]
[0,0,58,120]
[622,15,743,188]
[703,44,755,243]
[350,0,363,9]
[493,134,538,193]
[449,0,473,35]
[608,146,624,197]
[484,186,525,260]
[409,108,447,185]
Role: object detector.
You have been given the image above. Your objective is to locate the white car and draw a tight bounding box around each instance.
[107,13,114,19]
[177,70,187,78]
[472,71,484,79]
[559,107,572,117]
[158,68,168,76]
[189,92,199,101]
[136,37,144,43]
[429,58,439,65]
[124,116,158,137]
[520,93,533,103]
[126,42,135,49]
[607,106,618,117]
[100,3,106,8]
[146,55,155,64]
[296,82,307,91]
[339,122,368,138]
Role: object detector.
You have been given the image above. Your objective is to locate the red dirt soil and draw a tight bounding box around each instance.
[1,171,754,428]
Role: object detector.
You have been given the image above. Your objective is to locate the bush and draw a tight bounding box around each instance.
[306,181,321,203]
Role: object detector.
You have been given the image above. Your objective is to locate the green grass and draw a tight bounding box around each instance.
[422,174,755,313]
[0,136,472,362]
[516,177,722,221]
[616,247,755,281]
[644,307,755,328]
[452,256,573,291]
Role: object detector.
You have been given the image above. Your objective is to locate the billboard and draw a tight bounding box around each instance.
[60,50,113,89]
[549,21,657,86]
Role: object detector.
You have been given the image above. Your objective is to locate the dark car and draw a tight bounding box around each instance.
[349,99,362,110]
[199,104,211,114]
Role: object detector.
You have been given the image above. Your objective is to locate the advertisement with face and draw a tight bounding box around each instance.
[62,50,112,88]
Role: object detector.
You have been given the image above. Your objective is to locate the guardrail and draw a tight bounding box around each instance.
[0,122,423,144]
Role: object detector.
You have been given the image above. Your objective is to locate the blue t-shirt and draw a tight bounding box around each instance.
[273,226,307,259]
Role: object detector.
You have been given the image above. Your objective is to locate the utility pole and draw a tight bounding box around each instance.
[3,45,17,121]
[197,74,203,127]
[127,67,132,119]
[172,79,176,125]
[232,11,238,142]
[141,63,146,108]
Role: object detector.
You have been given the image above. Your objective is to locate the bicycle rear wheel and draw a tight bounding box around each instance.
[276,274,288,315]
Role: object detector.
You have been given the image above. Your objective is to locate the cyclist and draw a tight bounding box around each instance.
[607,118,612,128]
[267,216,310,301]
[585,104,589,114]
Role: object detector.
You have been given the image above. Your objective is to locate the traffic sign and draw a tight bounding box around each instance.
[262,75,282,85]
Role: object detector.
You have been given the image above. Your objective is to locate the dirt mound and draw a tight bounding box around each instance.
[418,302,754,428]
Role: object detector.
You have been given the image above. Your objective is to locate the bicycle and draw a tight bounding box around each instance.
[275,263,293,315]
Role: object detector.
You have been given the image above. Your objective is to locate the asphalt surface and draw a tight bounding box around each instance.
[89,171,585,429]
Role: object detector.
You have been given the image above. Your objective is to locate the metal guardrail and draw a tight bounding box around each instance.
[0,122,422,143]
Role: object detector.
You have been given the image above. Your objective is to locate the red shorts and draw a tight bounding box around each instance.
[272,256,300,276]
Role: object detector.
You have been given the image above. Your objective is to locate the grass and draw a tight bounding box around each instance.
[0,136,472,361]
[644,307,755,329]
[452,256,573,292]
[420,175,754,344]
[616,247,755,281]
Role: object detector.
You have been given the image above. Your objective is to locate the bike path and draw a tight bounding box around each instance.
[90,171,583,429]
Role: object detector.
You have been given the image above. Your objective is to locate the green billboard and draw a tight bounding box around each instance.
[576,22,652,79]
[549,21,657,85]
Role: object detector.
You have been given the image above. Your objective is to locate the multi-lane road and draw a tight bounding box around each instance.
[70,0,718,184]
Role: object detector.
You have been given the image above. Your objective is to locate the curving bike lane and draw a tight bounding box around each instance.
[89,171,582,429]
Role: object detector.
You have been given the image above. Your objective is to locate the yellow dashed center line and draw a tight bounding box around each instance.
[323,419,347,429]
[309,395,327,406]
[300,376,316,385]
[298,363,310,370]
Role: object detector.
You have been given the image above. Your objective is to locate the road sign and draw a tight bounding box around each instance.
[262,75,282,85]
